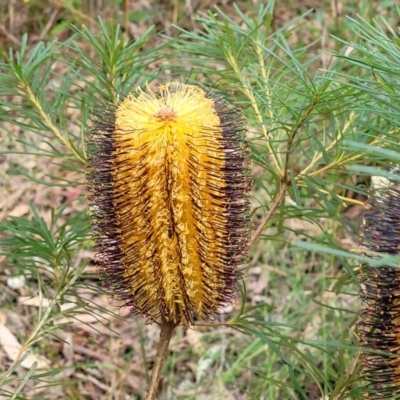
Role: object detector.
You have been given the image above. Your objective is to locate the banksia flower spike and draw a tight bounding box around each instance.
[86,81,251,398]
[358,177,400,398]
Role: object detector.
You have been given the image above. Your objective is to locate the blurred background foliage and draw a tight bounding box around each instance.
[1,1,400,399]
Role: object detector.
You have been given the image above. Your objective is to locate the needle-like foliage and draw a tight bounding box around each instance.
[2,2,400,399]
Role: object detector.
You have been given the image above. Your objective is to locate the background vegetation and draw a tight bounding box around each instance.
[1,0,400,399]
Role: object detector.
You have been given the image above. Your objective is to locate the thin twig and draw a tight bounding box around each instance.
[248,98,320,249]
[283,98,318,182]
[0,23,20,45]
[145,321,177,400]
[249,182,289,249]
[38,7,60,42]
[22,83,85,163]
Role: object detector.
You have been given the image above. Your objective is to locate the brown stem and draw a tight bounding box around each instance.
[248,100,319,248]
[145,321,177,400]
[282,98,318,183]
[249,182,289,249]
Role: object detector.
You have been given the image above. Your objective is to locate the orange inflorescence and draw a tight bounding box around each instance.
[86,82,251,327]
[358,181,400,398]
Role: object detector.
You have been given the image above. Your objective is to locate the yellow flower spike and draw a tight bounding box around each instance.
[86,82,251,328]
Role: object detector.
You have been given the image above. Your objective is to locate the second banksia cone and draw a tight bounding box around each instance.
[358,178,400,398]
[86,82,251,328]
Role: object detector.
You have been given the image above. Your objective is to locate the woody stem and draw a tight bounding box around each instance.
[145,321,176,400]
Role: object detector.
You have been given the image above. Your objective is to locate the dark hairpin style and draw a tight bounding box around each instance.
[359,177,400,398]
